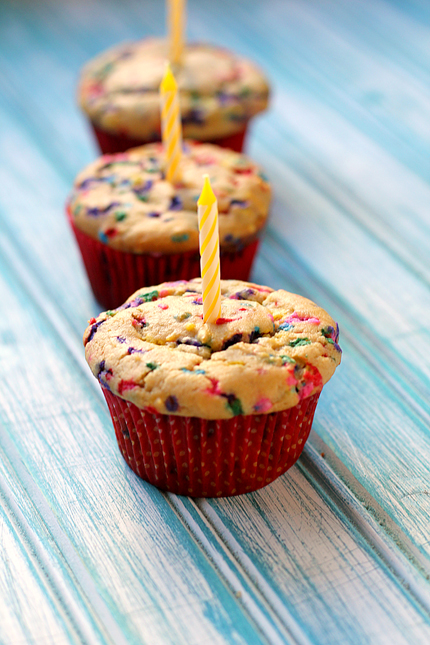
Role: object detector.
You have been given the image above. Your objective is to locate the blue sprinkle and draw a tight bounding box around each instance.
[98,231,108,244]
[278,323,293,331]
[165,395,179,412]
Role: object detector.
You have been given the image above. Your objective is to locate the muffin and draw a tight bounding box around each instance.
[78,38,270,154]
[83,279,341,497]
[68,141,271,309]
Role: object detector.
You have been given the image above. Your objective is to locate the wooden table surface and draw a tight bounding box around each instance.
[1,0,430,643]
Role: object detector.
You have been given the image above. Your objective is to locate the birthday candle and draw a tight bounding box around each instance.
[198,175,221,324]
[167,0,185,66]
[160,63,182,183]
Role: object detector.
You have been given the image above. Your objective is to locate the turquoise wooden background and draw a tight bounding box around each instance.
[1,0,430,642]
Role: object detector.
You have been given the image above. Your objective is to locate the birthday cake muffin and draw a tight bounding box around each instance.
[78,38,270,154]
[68,141,271,308]
[84,278,341,496]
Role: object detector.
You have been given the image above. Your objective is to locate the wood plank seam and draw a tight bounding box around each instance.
[300,441,430,616]
[0,438,126,645]
[165,494,302,645]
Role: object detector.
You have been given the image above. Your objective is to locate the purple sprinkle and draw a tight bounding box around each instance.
[133,180,153,195]
[116,336,127,343]
[87,202,120,217]
[177,338,203,347]
[182,109,205,125]
[230,200,249,208]
[128,346,146,355]
[85,320,105,344]
[169,196,182,210]
[222,333,243,350]
[165,395,179,412]
[148,211,160,218]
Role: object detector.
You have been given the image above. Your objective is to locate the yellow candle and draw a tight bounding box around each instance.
[167,0,185,66]
[198,175,221,324]
[160,63,182,183]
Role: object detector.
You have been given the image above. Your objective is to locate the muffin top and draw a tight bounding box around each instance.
[78,38,270,140]
[84,279,341,419]
[69,142,271,253]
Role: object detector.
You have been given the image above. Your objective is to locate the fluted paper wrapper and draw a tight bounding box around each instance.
[102,388,320,497]
[68,207,259,310]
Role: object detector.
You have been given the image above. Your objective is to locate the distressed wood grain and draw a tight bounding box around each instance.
[1,0,430,643]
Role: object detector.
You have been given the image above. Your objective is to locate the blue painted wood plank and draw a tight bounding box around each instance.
[0,242,272,644]
[2,232,430,644]
[1,0,430,643]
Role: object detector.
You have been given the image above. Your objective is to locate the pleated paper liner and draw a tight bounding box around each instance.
[67,207,260,310]
[90,122,248,155]
[102,388,321,497]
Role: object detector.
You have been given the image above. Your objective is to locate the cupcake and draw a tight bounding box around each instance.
[78,38,270,154]
[68,141,271,309]
[83,279,341,497]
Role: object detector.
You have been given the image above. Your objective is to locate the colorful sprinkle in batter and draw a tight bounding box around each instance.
[78,39,269,141]
[84,279,341,419]
[69,142,271,254]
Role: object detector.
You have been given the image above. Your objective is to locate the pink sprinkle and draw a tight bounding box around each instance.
[254,398,272,413]
[158,303,169,310]
[286,374,297,387]
[299,383,314,399]
[285,312,320,325]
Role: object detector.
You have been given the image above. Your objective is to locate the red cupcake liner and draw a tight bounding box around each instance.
[102,387,321,497]
[67,207,260,310]
[90,122,248,154]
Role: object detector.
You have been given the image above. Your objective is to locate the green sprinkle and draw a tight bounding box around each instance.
[226,395,243,416]
[289,338,311,347]
[190,90,200,101]
[115,211,127,221]
[175,312,191,321]
[172,233,189,243]
[280,355,295,364]
[146,362,158,371]
[239,87,251,98]
[326,338,335,345]
[139,290,159,302]
[105,310,115,317]
[136,194,148,202]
